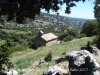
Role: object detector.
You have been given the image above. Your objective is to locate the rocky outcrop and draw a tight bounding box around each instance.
[90,46,100,56]
[81,45,100,56]
[0,70,18,75]
[42,65,69,75]
[66,50,100,75]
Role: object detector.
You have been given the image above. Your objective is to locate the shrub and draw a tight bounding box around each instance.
[58,33,68,41]
[44,51,52,62]
[92,35,100,49]
[63,35,74,42]
[9,44,26,53]
[92,36,98,45]
[80,33,86,38]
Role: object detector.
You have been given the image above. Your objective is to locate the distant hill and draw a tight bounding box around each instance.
[0,12,87,32]
[25,12,87,31]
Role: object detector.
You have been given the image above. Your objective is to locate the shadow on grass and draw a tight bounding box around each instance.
[55,56,69,64]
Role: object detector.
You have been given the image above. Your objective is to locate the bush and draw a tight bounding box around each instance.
[63,35,74,42]
[92,36,98,45]
[92,35,100,49]
[9,44,26,53]
[44,51,52,62]
[80,33,86,38]
[58,33,68,41]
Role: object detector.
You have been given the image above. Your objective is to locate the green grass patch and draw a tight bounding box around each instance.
[0,40,6,46]
[1,29,31,34]
[1,29,19,33]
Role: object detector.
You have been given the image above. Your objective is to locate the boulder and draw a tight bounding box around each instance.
[0,73,7,75]
[1,70,18,75]
[91,46,100,56]
[12,70,18,75]
[81,45,100,56]
[66,50,100,75]
[85,68,100,75]
[42,65,69,75]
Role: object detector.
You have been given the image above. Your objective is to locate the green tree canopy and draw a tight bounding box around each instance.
[67,27,78,38]
[0,43,13,72]
[94,0,100,49]
[0,0,86,23]
[81,20,98,37]
[94,0,100,22]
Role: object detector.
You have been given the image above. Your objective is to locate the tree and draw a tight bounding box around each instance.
[94,0,100,22]
[81,20,98,37]
[67,27,79,38]
[94,0,100,49]
[63,34,74,42]
[0,43,13,72]
[58,27,78,41]
[0,0,86,23]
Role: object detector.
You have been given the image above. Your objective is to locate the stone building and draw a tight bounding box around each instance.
[34,30,57,48]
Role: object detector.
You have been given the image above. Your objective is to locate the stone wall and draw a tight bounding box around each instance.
[34,37,46,48]
[46,39,57,46]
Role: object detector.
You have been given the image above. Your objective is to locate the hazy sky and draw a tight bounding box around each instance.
[42,0,95,19]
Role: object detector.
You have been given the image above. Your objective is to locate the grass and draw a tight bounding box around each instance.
[10,37,93,75]
[1,29,31,34]
[1,29,18,33]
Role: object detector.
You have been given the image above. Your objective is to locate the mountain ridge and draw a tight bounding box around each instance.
[32,12,87,31]
[0,12,87,32]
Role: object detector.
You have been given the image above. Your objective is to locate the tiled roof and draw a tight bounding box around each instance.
[41,33,57,41]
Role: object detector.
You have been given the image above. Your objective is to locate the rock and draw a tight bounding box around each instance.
[0,72,7,75]
[1,70,18,75]
[91,46,100,56]
[42,65,69,75]
[81,45,100,56]
[66,50,100,75]
[7,71,12,75]
[12,70,18,75]
[85,68,100,75]
[38,59,46,66]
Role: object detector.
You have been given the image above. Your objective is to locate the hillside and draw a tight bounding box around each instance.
[27,12,87,31]
[10,37,93,75]
[0,12,87,32]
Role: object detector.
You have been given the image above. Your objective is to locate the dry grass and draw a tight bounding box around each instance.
[10,37,93,75]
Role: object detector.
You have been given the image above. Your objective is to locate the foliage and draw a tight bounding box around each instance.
[0,29,32,49]
[92,36,98,45]
[80,33,86,38]
[0,0,86,23]
[59,27,77,41]
[63,35,74,42]
[0,40,6,46]
[59,33,68,41]
[94,0,100,22]
[44,51,52,62]
[0,43,13,72]
[67,28,79,38]
[94,0,100,49]
[92,35,100,49]
[9,44,26,53]
[81,20,98,37]
[59,33,74,42]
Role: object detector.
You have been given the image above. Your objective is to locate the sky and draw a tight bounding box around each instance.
[42,0,95,19]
